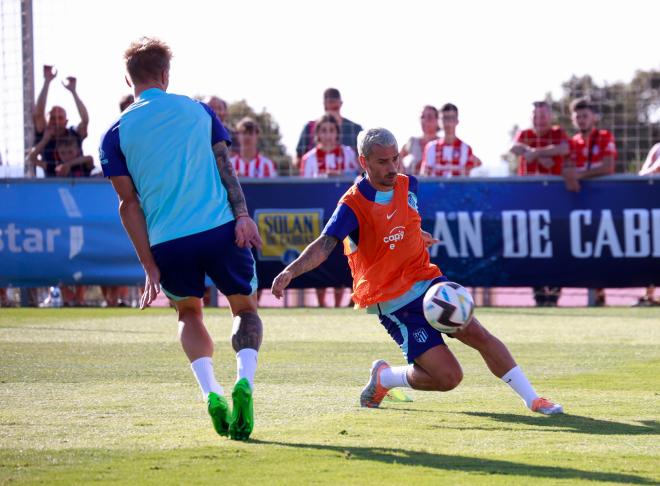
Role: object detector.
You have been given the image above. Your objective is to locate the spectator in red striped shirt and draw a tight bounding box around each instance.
[563,98,617,192]
[300,115,358,178]
[300,114,355,308]
[230,117,277,178]
[564,98,618,307]
[510,101,569,176]
[420,103,482,177]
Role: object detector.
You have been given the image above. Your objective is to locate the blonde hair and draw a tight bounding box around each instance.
[124,37,172,84]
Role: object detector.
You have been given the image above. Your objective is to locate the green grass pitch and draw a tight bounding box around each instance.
[1,307,658,485]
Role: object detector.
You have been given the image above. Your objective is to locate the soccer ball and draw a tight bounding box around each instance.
[422,281,475,333]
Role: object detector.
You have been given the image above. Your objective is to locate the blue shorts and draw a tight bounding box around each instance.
[151,221,257,300]
[377,277,448,364]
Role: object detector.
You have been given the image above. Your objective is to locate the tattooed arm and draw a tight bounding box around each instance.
[214,141,248,217]
[213,141,262,249]
[271,235,338,298]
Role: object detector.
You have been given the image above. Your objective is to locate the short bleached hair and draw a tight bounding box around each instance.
[357,127,398,158]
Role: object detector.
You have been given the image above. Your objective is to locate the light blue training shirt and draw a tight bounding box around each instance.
[99,88,233,246]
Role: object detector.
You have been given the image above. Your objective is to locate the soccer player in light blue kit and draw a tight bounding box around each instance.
[100,37,261,441]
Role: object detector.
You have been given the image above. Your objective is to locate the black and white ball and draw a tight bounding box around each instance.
[422,281,475,333]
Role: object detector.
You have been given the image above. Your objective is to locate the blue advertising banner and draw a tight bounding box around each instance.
[416,177,659,287]
[0,177,658,288]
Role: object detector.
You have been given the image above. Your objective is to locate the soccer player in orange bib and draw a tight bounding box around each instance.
[271,128,563,415]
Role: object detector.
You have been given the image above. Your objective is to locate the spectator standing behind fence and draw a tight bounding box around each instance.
[510,101,569,307]
[563,98,617,307]
[31,65,89,177]
[29,133,93,306]
[295,88,362,170]
[230,117,277,178]
[228,116,277,306]
[510,101,569,176]
[634,142,660,306]
[399,105,440,175]
[300,115,358,178]
[420,103,482,177]
[563,98,617,192]
[300,115,356,307]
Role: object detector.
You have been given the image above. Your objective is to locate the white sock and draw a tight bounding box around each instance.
[236,348,258,390]
[190,356,223,399]
[380,366,411,389]
[501,365,538,408]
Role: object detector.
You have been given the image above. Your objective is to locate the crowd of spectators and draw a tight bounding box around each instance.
[4,66,657,309]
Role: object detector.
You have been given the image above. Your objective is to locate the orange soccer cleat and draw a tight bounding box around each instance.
[360,360,391,408]
[531,397,564,415]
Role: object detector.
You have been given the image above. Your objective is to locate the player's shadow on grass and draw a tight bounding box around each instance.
[251,439,655,484]
[461,412,659,435]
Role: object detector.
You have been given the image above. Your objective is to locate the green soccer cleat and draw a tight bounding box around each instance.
[207,392,231,437]
[229,378,254,441]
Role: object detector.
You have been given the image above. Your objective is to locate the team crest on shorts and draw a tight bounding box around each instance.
[413,328,429,343]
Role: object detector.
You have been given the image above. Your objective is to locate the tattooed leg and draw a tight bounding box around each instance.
[227,294,261,351]
[231,311,263,352]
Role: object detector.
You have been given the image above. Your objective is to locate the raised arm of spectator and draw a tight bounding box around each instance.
[26,128,53,171]
[63,77,89,140]
[33,65,57,133]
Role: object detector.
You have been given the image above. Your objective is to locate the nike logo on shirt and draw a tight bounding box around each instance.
[386,210,397,220]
